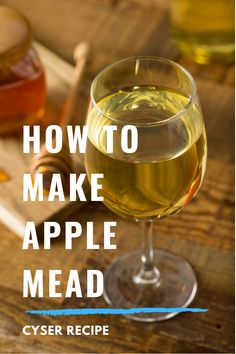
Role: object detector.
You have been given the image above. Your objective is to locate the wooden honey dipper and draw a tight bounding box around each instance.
[31,42,90,192]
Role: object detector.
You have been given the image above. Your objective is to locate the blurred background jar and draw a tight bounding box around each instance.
[0,6,46,135]
[170,0,234,64]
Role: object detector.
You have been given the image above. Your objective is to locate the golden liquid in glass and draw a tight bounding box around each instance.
[85,86,207,221]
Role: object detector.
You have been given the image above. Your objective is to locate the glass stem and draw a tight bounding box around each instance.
[134,222,160,285]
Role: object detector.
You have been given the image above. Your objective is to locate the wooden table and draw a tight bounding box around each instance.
[0,0,234,353]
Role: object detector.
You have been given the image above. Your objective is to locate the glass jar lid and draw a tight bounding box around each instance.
[0,6,32,65]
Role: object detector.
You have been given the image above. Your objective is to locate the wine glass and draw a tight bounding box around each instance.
[84,57,207,322]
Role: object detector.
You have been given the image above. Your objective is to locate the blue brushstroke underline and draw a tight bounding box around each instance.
[26,307,208,316]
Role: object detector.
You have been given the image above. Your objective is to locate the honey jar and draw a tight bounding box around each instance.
[0,6,46,135]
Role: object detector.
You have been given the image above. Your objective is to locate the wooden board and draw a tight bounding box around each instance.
[0,42,90,237]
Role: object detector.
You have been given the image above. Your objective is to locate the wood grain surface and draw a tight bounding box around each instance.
[0,0,234,353]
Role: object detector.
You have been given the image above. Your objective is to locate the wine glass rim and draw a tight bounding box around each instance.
[90,56,197,127]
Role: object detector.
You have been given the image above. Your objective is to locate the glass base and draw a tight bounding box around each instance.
[104,250,197,322]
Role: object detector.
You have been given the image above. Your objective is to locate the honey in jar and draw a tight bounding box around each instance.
[0,6,46,135]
